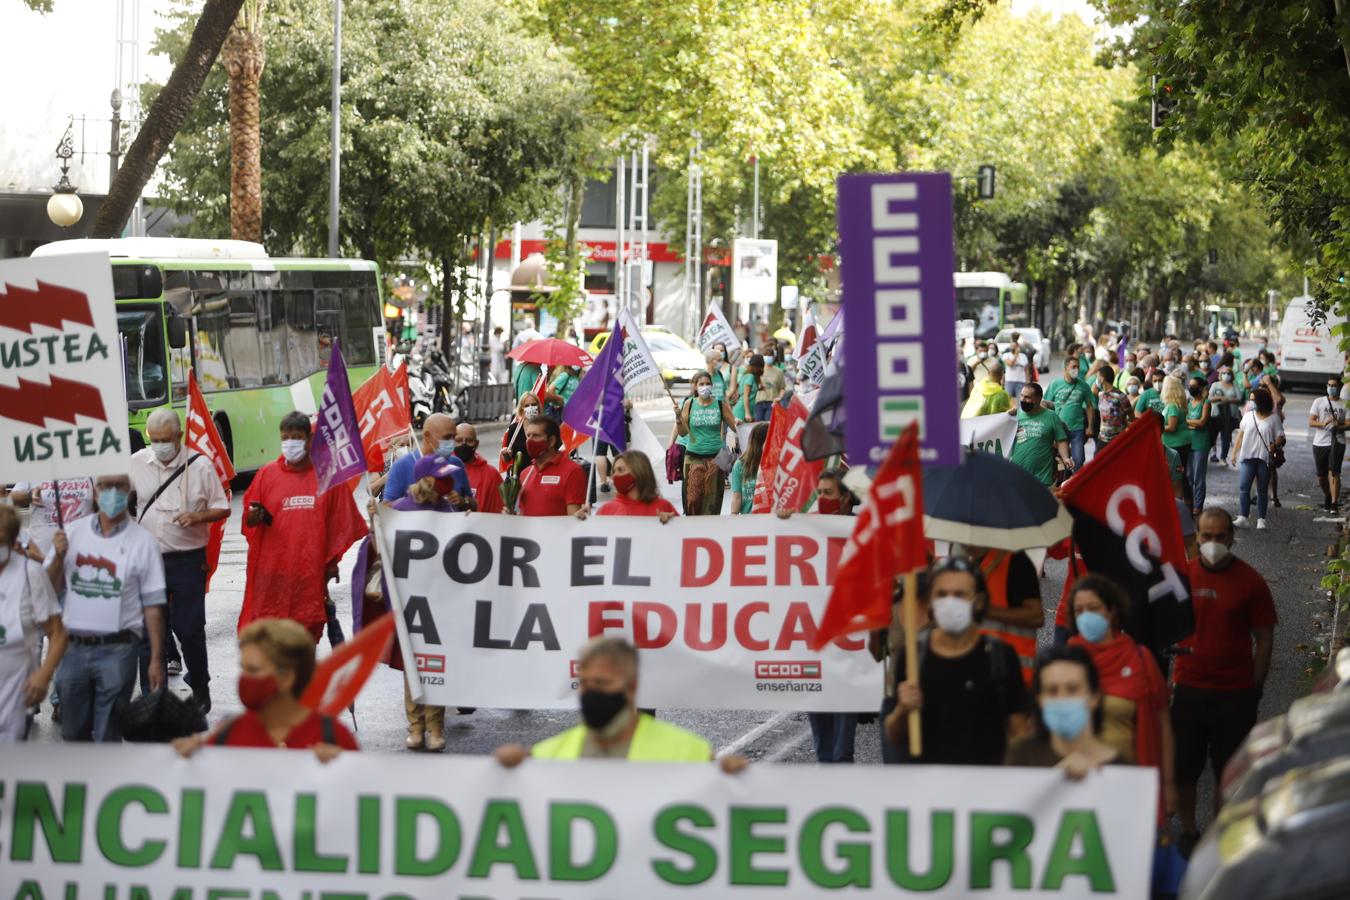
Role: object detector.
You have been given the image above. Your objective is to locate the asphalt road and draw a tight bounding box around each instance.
[25,389,1342,802]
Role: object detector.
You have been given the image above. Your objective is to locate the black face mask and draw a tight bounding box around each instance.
[1189,385,1204,398]
[453,442,476,464]
[1020,400,1037,413]
[579,688,627,731]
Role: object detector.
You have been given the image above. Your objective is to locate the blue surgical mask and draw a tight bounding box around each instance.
[1041,697,1091,740]
[98,487,129,518]
[436,439,456,459]
[1075,610,1110,644]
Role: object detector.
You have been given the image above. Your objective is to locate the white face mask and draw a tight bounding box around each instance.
[931,595,974,635]
[151,441,178,463]
[1199,541,1231,567]
[523,405,540,420]
[280,439,307,463]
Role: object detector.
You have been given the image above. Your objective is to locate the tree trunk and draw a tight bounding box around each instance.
[89,0,246,239]
[222,25,265,243]
[553,173,585,339]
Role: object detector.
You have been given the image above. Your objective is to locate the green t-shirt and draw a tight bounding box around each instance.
[513,362,541,400]
[1010,408,1068,486]
[1078,356,1090,379]
[1161,403,1191,449]
[709,369,729,401]
[1135,387,1164,416]
[1188,399,1211,451]
[730,458,757,513]
[550,371,580,404]
[1044,378,1093,432]
[732,372,758,420]
[685,398,725,456]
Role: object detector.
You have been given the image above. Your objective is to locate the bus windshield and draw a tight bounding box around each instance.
[957,287,1002,339]
[119,305,167,408]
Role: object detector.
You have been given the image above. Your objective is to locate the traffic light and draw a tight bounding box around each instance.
[1151,75,1177,129]
[977,164,996,200]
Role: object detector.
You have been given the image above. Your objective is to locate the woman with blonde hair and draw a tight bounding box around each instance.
[500,391,544,466]
[172,618,357,759]
[1161,375,1193,504]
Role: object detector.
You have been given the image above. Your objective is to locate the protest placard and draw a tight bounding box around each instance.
[961,411,1018,458]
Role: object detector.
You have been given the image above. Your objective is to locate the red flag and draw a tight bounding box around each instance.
[184,372,234,584]
[499,368,587,473]
[751,404,788,513]
[299,612,396,716]
[353,362,411,472]
[768,396,824,512]
[812,423,926,648]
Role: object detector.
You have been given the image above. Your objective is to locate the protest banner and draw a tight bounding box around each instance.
[616,307,662,390]
[1,743,1157,899]
[961,411,1018,458]
[375,511,875,711]
[697,301,741,354]
[0,253,130,481]
[753,396,822,513]
[353,360,410,471]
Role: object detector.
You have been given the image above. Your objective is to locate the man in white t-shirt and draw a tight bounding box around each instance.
[1003,331,1030,402]
[8,478,95,557]
[51,474,167,742]
[1310,376,1348,512]
[0,506,67,741]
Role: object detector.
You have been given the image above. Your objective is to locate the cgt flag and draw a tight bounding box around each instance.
[299,612,396,716]
[1060,412,1193,654]
[813,423,926,648]
[311,340,368,495]
[353,361,411,472]
[185,371,234,584]
[697,301,741,355]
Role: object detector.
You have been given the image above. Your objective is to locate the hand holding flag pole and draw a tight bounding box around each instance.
[812,423,928,757]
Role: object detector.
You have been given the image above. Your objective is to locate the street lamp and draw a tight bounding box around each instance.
[46,123,83,229]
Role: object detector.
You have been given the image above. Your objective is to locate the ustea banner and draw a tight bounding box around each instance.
[1,744,1158,899]
[0,253,130,481]
[375,511,876,710]
[961,412,1018,458]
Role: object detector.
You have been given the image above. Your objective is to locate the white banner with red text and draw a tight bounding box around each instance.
[0,743,1156,900]
[375,510,877,710]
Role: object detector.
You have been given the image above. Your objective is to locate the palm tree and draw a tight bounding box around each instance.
[220,0,267,243]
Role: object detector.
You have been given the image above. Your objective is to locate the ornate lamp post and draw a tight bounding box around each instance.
[46,123,83,229]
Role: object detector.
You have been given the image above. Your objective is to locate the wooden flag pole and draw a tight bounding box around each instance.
[903,569,921,758]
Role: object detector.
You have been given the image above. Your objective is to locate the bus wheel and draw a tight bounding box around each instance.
[214,414,235,467]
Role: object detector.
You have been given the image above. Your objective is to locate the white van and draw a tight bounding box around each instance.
[1278,295,1346,389]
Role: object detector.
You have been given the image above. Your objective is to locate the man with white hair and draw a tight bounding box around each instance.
[129,408,230,711]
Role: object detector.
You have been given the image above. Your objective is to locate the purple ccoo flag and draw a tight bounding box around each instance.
[563,322,627,451]
[311,340,368,494]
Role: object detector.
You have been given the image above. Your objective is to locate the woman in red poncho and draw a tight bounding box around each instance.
[173,618,357,759]
[590,451,678,521]
[1066,574,1176,818]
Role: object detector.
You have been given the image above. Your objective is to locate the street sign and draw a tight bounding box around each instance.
[837,173,959,466]
[731,238,778,305]
[977,164,997,200]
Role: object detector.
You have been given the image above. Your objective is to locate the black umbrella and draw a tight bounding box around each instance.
[114,688,208,742]
[921,448,1071,551]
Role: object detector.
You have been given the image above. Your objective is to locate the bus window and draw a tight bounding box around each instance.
[258,290,288,384]
[340,286,377,366]
[118,306,167,408]
[285,287,318,377]
[315,289,341,368]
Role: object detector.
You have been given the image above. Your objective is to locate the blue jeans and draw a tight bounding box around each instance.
[1239,459,1270,518]
[56,639,139,742]
[1067,429,1086,470]
[1189,450,1209,511]
[808,713,858,763]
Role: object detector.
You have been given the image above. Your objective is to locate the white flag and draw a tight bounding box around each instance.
[616,308,662,390]
[697,302,742,354]
[629,409,675,486]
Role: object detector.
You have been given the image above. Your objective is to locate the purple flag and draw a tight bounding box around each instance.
[563,323,627,450]
[311,340,368,494]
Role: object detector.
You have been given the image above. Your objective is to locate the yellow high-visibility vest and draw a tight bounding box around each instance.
[531,714,712,761]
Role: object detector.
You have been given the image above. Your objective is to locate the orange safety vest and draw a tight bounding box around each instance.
[978,551,1039,686]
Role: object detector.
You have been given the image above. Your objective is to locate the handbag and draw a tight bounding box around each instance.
[1250,413,1285,468]
[713,444,735,474]
[665,440,684,483]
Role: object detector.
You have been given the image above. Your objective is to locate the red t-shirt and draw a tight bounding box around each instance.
[518,453,587,516]
[597,495,679,517]
[213,710,360,750]
[463,455,505,513]
[1174,557,1277,691]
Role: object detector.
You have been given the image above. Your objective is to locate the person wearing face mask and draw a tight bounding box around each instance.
[383,413,458,504]
[1042,357,1095,469]
[49,475,167,742]
[732,354,764,425]
[1136,372,1166,417]
[1208,365,1241,465]
[0,506,67,741]
[1172,508,1276,845]
[1230,387,1284,528]
[172,618,356,759]
[884,557,1030,765]
[240,412,367,641]
[1185,376,1212,517]
[452,423,504,513]
[678,370,737,515]
[814,469,856,516]
[1309,376,1347,513]
[516,415,587,516]
[1008,383,1073,486]
[1005,647,1122,780]
[494,637,744,768]
[500,393,544,469]
[1094,365,1132,447]
[8,476,95,563]
[592,451,678,520]
[128,409,230,712]
[1065,576,1174,812]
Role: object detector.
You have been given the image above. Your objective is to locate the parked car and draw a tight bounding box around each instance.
[993,327,1051,374]
[589,327,706,386]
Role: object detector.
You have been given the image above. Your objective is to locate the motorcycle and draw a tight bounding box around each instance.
[391,340,433,428]
[422,347,460,419]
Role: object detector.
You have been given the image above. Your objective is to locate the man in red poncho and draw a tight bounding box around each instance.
[239,411,367,641]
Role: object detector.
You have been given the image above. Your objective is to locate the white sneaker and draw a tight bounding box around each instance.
[1233,515,1249,527]
[1256,518,1268,530]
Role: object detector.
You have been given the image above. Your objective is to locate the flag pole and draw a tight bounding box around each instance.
[903,569,921,758]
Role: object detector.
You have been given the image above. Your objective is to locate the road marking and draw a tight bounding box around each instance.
[763,726,813,763]
[716,711,791,758]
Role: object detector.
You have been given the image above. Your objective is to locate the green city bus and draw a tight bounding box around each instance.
[31,238,386,472]
[954,271,1029,340]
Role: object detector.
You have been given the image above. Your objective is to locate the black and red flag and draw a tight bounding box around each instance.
[1059,412,1193,654]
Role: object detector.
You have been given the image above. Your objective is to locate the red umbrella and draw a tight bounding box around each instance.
[508,338,593,368]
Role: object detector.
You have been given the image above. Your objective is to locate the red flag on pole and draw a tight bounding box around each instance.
[353,362,411,472]
[751,404,788,513]
[812,423,926,648]
[184,371,234,585]
[769,396,824,512]
[299,612,396,716]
